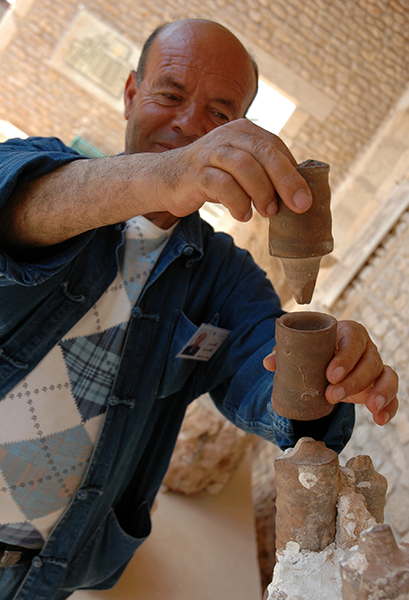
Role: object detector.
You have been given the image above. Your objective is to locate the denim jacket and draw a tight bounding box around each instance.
[0,138,354,599]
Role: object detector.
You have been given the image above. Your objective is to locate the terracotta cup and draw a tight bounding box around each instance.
[272,311,337,420]
[268,159,333,304]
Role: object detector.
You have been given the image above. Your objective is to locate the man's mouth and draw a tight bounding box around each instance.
[155,142,177,151]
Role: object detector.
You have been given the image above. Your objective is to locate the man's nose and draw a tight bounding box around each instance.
[171,103,210,140]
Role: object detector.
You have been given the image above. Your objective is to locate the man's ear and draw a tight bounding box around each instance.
[124,70,138,120]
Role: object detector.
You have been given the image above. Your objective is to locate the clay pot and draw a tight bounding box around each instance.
[340,523,409,599]
[271,311,337,421]
[269,159,333,304]
[275,437,339,551]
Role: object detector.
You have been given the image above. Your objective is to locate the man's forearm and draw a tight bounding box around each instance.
[0,153,167,250]
[0,118,316,251]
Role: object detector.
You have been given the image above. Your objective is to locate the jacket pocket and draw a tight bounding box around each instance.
[61,500,151,592]
[156,311,219,399]
[0,561,31,600]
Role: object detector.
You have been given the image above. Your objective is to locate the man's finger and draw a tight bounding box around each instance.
[263,348,276,372]
[372,395,399,425]
[236,133,313,214]
[365,365,399,420]
[204,120,313,215]
[202,146,277,219]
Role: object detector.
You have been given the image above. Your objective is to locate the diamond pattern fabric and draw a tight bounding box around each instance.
[0,217,174,548]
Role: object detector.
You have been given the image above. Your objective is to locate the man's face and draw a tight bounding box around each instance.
[124,22,257,155]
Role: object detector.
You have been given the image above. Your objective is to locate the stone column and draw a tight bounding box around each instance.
[274,437,339,551]
[340,523,409,599]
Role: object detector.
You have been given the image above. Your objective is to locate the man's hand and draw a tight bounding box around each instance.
[155,118,313,222]
[0,118,312,249]
[325,320,399,425]
[263,319,399,425]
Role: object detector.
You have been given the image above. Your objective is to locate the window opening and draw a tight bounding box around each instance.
[247,78,296,135]
[0,120,27,143]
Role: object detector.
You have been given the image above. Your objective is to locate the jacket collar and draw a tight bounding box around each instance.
[171,212,204,261]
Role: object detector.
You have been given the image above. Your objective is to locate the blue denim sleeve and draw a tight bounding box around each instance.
[268,401,356,453]
[205,234,355,454]
[214,351,355,454]
[0,137,94,285]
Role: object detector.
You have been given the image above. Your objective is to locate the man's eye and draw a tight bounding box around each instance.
[164,94,179,101]
[214,112,229,121]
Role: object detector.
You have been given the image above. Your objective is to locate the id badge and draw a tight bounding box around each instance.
[177,324,230,362]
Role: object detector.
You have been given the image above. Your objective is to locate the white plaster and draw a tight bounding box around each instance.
[356,481,371,489]
[267,542,343,600]
[298,470,318,489]
[341,549,368,576]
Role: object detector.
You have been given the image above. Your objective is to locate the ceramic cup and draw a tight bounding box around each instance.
[271,311,337,420]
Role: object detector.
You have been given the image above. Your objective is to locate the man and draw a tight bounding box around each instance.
[180,332,208,356]
[0,18,398,600]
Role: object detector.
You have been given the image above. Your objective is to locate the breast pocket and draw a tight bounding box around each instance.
[156,311,219,399]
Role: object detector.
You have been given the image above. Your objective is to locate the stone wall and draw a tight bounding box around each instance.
[312,88,409,545]
[328,207,409,544]
[0,0,408,190]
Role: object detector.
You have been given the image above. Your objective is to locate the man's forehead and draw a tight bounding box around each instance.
[150,23,253,78]
[148,41,254,92]
[152,58,245,83]
[148,42,232,75]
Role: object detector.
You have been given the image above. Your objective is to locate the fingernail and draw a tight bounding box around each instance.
[374,395,386,412]
[382,412,390,424]
[330,366,345,384]
[332,387,345,403]
[267,201,277,215]
[243,208,252,221]
[293,190,312,210]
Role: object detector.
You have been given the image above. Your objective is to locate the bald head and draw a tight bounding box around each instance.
[136,19,258,112]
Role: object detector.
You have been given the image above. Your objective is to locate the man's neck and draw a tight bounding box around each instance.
[143,212,180,230]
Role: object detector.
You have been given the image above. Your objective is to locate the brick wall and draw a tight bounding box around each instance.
[0,0,408,186]
[312,94,409,544]
[331,207,409,543]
